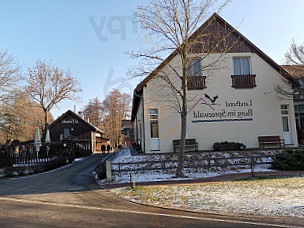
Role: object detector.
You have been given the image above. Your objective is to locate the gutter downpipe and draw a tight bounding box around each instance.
[134,89,145,153]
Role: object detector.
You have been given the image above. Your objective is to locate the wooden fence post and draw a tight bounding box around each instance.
[129,173,136,188]
[133,173,136,188]
[106,161,112,182]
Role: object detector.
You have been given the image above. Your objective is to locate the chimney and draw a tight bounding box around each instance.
[78,111,84,118]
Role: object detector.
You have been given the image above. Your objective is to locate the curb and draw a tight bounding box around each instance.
[95,170,304,189]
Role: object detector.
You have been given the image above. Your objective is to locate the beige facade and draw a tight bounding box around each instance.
[131,14,298,154]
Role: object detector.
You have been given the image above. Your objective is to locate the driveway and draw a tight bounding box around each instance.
[0,153,302,228]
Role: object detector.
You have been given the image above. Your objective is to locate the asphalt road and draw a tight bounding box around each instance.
[0,153,302,228]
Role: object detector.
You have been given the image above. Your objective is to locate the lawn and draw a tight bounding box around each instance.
[112,175,304,218]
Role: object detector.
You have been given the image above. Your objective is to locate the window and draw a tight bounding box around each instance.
[149,109,159,138]
[187,59,201,76]
[186,58,206,90]
[281,105,290,132]
[233,57,250,75]
[64,128,70,138]
[232,57,256,88]
[295,104,304,130]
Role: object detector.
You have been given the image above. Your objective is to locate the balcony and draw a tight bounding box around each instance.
[187,76,206,90]
[231,74,256,89]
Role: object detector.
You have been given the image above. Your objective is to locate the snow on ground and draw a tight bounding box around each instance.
[74,157,84,162]
[12,158,53,167]
[12,157,84,167]
[107,149,304,218]
[102,148,276,184]
[112,176,304,218]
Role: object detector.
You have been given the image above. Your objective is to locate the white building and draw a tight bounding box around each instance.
[131,13,299,154]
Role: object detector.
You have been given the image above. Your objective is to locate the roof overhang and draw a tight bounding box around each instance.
[131,88,143,122]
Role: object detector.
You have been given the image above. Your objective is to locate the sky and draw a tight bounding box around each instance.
[0,0,303,119]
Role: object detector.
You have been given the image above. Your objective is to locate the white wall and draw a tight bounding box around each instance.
[133,97,145,151]
[141,52,297,153]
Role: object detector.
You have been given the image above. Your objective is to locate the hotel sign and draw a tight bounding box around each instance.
[62,119,79,124]
[190,94,253,123]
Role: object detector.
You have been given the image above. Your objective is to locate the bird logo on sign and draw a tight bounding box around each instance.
[204,93,218,105]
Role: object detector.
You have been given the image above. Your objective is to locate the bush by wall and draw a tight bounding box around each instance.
[271,150,304,171]
[96,162,106,179]
[0,147,13,168]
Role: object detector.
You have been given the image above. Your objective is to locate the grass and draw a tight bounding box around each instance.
[112,176,304,217]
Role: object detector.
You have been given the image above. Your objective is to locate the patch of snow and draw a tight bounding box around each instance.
[110,167,272,184]
[12,158,53,167]
[112,176,304,218]
[99,148,275,184]
[74,157,85,162]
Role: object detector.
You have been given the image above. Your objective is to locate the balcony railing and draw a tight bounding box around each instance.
[187,76,206,90]
[231,74,256,89]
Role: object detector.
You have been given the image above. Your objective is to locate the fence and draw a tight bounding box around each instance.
[12,156,53,167]
[1,139,92,168]
[108,155,275,177]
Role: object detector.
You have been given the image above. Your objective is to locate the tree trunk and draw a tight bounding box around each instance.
[176,109,187,177]
[176,57,188,178]
[44,109,48,129]
[43,108,48,141]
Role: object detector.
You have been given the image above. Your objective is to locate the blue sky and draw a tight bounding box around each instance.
[0,0,303,119]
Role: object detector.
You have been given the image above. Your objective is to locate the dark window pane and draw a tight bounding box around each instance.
[64,128,70,138]
[150,120,159,138]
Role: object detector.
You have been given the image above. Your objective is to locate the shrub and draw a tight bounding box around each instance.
[95,161,106,179]
[271,150,304,170]
[0,145,13,168]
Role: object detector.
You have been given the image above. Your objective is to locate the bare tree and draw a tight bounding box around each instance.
[0,89,55,144]
[83,97,104,128]
[0,48,19,100]
[285,39,304,65]
[0,48,20,143]
[131,0,235,177]
[284,39,304,81]
[102,89,131,147]
[273,40,304,100]
[27,60,81,135]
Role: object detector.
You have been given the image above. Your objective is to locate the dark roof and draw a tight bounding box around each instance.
[131,13,299,121]
[48,110,105,134]
[121,119,133,129]
[131,89,143,122]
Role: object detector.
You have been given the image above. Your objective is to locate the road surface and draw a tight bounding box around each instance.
[0,153,302,228]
